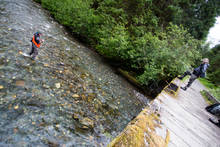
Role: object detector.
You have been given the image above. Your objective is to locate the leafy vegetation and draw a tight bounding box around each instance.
[199,44,220,102]
[200,90,214,105]
[199,78,220,101]
[204,44,220,86]
[34,0,220,95]
[176,0,220,40]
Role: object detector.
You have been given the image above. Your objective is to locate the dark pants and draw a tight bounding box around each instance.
[180,71,198,88]
[29,43,38,59]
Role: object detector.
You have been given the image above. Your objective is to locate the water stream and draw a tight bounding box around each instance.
[0,0,150,146]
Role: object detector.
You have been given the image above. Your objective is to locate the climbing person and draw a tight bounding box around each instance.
[178,58,209,91]
[29,32,44,60]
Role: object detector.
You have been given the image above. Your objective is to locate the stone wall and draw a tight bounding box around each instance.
[108,98,170,147]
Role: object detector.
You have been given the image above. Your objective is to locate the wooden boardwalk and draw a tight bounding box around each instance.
[158,79,220,146]
[109,79,220,147]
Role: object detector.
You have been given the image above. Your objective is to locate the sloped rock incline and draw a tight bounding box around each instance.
[0,0,149,146]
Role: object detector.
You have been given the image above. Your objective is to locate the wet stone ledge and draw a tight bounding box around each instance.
[108,98,170,147]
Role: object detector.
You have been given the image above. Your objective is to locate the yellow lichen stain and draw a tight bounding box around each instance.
[108,107,170,147]
[165,129,170,147]
[0,85,4,89]
[87,93,95,103]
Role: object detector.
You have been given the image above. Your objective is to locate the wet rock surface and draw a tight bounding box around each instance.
[0,0,149,146]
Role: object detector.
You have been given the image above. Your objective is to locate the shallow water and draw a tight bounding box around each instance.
[0,0,149,146]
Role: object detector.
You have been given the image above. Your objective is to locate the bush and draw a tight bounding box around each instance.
[134,24,201,85]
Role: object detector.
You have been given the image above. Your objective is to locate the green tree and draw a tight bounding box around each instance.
[206,44,220,85]
[178,0,220,40]
[136,24,201,85]
[35,0,214,94]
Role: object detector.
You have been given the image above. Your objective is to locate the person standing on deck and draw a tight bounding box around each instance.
[178,58,210,91]
[29,32,44,60]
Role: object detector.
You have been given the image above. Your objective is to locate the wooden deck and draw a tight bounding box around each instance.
[159,78,220,146]
[109,78,220,147]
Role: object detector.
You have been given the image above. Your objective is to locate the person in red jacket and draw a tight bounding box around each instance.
[29,32,44,60]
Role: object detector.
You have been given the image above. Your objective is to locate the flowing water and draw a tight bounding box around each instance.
[0,0,150,146]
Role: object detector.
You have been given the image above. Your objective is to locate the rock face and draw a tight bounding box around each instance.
[72,113,94,129]
[15,80,25,87]
[55,83,61,88]
[0,0,149,146]
[80,117,94,129]
[108,105,170,147]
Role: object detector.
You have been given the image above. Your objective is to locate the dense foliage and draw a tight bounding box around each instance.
[205,44,220,85]
[35,0,219,92]
[174,0,220,40]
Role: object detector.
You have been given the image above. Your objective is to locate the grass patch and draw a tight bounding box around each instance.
[200,90,214,105]
[182,76,189,82]
[199,78,220,101]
